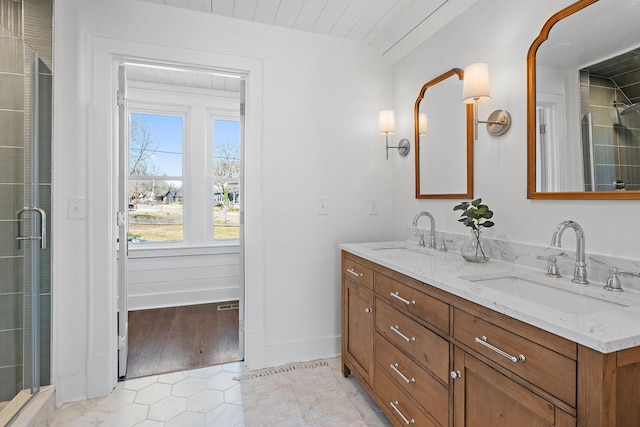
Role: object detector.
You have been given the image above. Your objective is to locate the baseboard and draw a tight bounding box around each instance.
[128,288,240,310]
[264,335,341,368]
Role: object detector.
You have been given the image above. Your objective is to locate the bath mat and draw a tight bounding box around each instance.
[236,361,368,426]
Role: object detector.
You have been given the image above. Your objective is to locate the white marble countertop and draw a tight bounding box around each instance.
[340,241,640,354]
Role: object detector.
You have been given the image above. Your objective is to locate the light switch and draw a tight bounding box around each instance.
[368,198,379,215]
[317,197,328,215]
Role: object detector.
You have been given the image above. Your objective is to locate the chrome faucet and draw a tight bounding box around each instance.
[412,212,436,249]
[551,220,588,284]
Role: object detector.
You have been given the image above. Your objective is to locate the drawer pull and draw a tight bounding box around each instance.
[364,307,372,313]
[390,363,415,384]
[390,325,415,343]
[475,336,526,363]
[450,370,462,379]
[390,291,415,306]
[346,268,363,277]
[390,401,415,425]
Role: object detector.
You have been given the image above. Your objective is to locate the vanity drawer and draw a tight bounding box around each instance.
[375,273,449,334]
[375,332,448,426]
[375,365,439,427]
[376,299,449,384]
[342,255,373,290]
[453,308,576,407]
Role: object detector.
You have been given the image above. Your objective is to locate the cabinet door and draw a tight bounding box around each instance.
[452,347,574,427]
[343,277,375,386]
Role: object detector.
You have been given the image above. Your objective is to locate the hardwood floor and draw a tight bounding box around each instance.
[124,301,241,379]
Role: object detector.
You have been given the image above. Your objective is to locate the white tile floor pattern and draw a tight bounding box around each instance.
[46,357,392,427]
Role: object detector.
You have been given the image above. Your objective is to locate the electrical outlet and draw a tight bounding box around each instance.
[368,198,379,215]
[317,197,329,215]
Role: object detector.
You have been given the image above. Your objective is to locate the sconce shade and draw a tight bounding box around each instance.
[379,110,395,134]
[462,62,491,104]
[418,113,428,135]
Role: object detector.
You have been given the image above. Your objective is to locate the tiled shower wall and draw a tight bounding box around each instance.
[583,73,640,191]
[0,0,52,403]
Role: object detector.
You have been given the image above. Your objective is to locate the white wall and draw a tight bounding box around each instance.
[391,0,640,259]
[53,0,393,404]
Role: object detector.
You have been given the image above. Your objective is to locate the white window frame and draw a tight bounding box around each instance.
[126,82,240,250]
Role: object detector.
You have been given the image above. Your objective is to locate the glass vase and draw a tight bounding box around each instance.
[460,229,492,263]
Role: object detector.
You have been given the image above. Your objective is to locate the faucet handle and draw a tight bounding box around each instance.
[605,267,640,292]
[537,255,561,278]
[412,227,425,247]
[545,256,561,278]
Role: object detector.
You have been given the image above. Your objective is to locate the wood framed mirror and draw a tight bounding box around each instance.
[527,0,640,199]
[415,68,473,199]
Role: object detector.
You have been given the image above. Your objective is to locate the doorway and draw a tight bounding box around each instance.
[116,61,245,379]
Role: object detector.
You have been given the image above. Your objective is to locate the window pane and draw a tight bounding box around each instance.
[128,179,183,243]
[130,113,183,176]
[212,119,240,240]
[213,119,240,178]
[213,180,239,240]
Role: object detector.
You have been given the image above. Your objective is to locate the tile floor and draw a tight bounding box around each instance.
[46,357,392,426]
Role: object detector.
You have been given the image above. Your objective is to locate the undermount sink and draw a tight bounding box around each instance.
[368,242,434,256]
[460,273,628,315]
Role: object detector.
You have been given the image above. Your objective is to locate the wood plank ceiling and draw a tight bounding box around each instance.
[128,0,477,92]
[137,0,476,61]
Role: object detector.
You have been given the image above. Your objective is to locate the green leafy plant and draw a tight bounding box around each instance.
[454,198,495,262]
[453,198,495,231]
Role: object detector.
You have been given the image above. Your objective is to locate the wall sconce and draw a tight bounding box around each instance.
[379,110,410,159]
[462,62,511,140]
[418,113,428,135]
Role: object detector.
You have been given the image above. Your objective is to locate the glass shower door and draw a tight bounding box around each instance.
[0,34,51,421]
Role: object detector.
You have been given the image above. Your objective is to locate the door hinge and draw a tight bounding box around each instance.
[539,124,547,135]
[118,334,126,349]
[117,90,127,106]
[117,211,126,226]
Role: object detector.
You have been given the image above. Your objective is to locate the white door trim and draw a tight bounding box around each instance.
[87,35,265,396]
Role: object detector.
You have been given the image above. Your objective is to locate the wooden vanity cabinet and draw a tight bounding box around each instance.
[341,253,375,388]
[452,347,576,427]
[342,251,451,426]
[341,251,640,427]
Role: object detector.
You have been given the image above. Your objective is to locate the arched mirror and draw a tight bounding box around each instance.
[527,0,640,199]
[415,68,473,199]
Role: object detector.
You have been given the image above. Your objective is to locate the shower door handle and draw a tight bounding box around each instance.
[17,207,47,249]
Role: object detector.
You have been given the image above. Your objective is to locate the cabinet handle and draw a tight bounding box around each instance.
[390,363,415,384]
[390,291,415,306]
[389,401,415,425]
[475,336,526,363]
[346,268,363,277]
[364,308,372,313]
[450,370,462,379]
[390,325,415,343]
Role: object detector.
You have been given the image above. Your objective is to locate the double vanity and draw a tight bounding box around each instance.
[347,0,640,424]
[340,241,640,426]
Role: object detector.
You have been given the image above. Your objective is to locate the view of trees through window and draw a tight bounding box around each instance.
[127,112,241,243]
[128,112,184,243]
[213,119,241,240]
